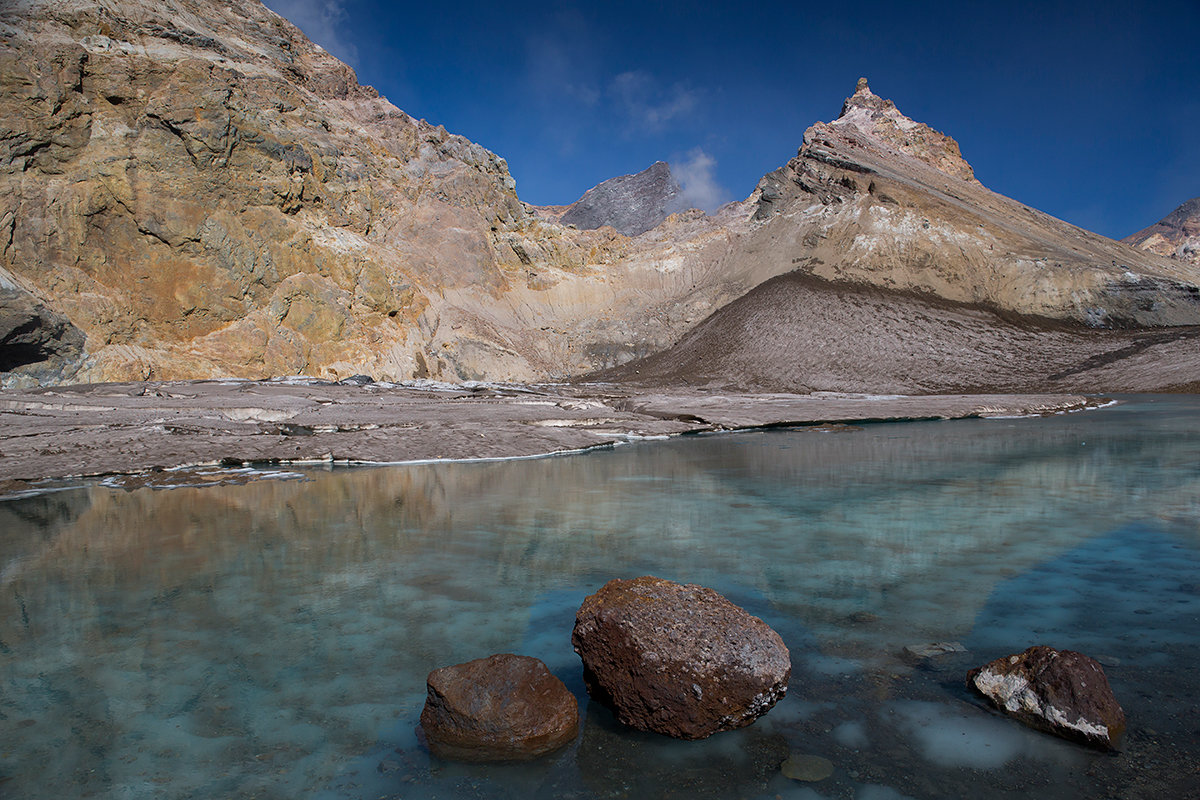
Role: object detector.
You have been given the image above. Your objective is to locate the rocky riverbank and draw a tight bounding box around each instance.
[0,378,1101,496]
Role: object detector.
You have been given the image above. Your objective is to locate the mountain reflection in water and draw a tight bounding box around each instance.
[1,395,1198,799]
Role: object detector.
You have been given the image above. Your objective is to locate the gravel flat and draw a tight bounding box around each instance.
[0,378,1099,495]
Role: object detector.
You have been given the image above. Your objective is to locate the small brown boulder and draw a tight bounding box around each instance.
[571,576,791,740]
[967,645,1126,750]
[419,653,579,762]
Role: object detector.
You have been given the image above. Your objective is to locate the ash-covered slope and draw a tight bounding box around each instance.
[595,271,1200,394]
[559,161,690,236]
[1124,197,1200,266]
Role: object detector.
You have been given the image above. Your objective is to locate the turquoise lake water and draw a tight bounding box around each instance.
[1,395,1198,798]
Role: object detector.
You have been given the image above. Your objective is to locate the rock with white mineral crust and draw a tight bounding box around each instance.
[967,645,1126,750]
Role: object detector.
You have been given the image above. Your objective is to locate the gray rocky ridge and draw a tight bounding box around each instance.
[557,160,691,236]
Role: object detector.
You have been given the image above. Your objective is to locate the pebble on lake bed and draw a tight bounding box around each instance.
[902,641,967,661]
[781,753,834,781]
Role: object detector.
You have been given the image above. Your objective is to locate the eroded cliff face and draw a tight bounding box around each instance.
[1,0,1197,391]
[0,0,516,383]
[0,0,692,386]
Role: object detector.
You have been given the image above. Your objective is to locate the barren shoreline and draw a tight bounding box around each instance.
[0,378,1103,497]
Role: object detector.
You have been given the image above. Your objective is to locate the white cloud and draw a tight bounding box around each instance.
[262,0,359,66]
[609,71,697,133]
[673,148,730,213]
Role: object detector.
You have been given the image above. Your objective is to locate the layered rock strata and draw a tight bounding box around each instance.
[745,79,1200,328]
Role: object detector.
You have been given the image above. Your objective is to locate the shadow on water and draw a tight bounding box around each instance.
[0,395,1198,798]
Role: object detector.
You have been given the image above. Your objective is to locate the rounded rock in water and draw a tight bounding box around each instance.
[571,575,791,740]
[419,653,579,761]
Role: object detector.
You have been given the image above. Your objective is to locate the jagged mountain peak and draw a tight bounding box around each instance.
[558,160,690,236]
[1123,197,1200,265]
[830,77,977,183]
[838,76,893,115]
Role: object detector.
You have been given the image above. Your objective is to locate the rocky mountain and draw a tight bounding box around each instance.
[0,0,780,388]
[1123,197,1200,266]
[1,0,1197,393]
[556,161,690,236]
[597,81,1200,393]
[743,79,1200,328]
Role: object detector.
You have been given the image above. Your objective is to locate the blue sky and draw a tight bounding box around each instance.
[262,0,1199,239]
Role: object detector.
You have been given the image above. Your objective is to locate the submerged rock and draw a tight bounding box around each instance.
[571,576,790,740]
[781,753,834,782]
[419,653,579,762]
[967,645,1126,750]
[902,641,967,662]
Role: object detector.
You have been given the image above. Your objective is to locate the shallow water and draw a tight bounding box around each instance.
[1,395,1199,799]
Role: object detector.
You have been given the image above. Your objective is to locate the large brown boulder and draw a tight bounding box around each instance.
[419,653,579,762]
[571,576,791,740]
[967,645,1126,750]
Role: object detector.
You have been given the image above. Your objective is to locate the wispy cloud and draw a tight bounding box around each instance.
[673,148,731,212]
[523,22,701,147]
[262,0,359,67]
[609,71,697,134]
[525,35,601,108]
[521,13,606,155]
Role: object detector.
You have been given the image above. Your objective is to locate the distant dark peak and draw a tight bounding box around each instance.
[1122,196,1200,265]
[560,161,690,237]
[1162,197,1200,225]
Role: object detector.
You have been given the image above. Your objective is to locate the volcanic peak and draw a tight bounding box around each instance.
[831,77,977,183]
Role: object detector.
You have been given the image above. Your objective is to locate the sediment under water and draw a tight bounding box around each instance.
[1,395,1198,799]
